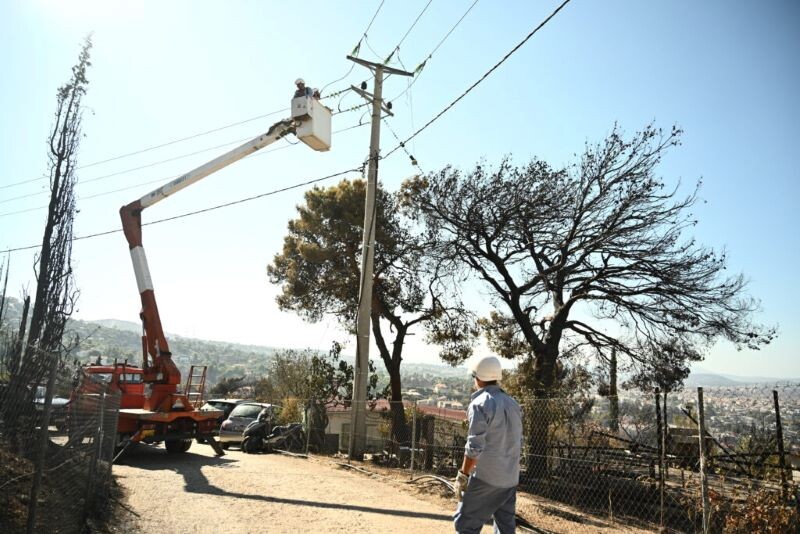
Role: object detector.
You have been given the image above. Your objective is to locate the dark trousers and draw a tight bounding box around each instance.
[453,476,516,533]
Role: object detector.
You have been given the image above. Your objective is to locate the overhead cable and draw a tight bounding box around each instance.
[0,108,289,191]
[0,121,369,218]
[0,167,363,255]
[384,0,434,65]
[387,0,480,104]
[384,0,571,159]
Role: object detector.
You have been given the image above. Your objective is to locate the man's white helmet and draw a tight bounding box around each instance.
[295,78,305,85]
[469,356,503,382]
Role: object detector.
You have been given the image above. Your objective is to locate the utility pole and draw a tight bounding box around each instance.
[346,56,412,460]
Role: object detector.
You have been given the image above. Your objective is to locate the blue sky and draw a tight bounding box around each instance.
[0,0,797,377]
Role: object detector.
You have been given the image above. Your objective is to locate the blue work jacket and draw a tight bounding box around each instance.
[464,384,523,488]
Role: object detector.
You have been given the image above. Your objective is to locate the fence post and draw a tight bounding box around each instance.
[655,387,664,527]
[104,393,119,499]
[26,352,59,534]
[410,401,417,477]
[304,401,311,456]
[773,390,788,500]
[697,387,710,534]
[84,391,106,523]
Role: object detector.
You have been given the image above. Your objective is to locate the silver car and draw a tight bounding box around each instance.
[218,402,276,449]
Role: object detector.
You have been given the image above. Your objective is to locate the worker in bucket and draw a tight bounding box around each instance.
[294,78,320,99]
[454,355,523,534]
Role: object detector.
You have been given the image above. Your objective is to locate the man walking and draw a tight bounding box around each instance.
[454,355,523,533]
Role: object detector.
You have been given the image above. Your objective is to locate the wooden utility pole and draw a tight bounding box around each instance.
[346,55,412,460]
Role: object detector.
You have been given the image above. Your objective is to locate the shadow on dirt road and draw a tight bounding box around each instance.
[118,443,453,523]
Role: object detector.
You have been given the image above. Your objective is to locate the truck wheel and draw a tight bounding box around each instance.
[166,439,192,453]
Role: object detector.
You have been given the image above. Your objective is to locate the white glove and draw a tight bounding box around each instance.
[454,470,470,500]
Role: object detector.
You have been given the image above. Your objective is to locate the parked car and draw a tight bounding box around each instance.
[218,402,276,449]
[199,398,251,427]
[34,385,70,432]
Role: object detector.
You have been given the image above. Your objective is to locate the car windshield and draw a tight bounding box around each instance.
[229,404,264,419]
[201,401,230,411]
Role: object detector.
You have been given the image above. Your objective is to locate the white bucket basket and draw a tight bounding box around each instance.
[291,96,332,152]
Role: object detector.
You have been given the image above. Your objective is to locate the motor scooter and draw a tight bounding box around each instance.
[242,414,305,454]
[241,407,274,453]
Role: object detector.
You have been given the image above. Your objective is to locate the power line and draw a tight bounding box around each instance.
[383,0,434,65]
[386,0,480,104]
[0,108,289,191]
[1,2,386,194]
[384,0,571,159]
[78,109,288,171]
[0,117,370,211]
[1,72,369,194]
[0,167,363,255]
[425,0,480,64]
[0,121,369,218]
[321,0,388,95]
[362,0,385,36]
[362,35,384,61]
[377,0,482,162]
[0,134,256,205]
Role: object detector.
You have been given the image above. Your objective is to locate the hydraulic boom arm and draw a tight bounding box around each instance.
[119,118,296,390]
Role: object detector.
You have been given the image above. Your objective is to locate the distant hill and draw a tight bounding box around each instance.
[1,297,279,384]
[403,361,468,378]
[89,319,141,334]
[4,297,794,387]
[685,371,799,387]
[685,373,742,387]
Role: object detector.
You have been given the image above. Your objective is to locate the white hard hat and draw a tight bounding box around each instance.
[469,356,503,382]
[295,78,305,85]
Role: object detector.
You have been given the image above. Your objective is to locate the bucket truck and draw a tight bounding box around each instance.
[76,94,332,457]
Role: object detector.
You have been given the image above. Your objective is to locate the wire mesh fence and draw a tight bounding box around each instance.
[281,383,798,532]
[0,344,120,534]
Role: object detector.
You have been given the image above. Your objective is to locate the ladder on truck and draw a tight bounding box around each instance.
[183,365,208,408]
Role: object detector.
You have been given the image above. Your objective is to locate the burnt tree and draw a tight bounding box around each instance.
[3,38,91,450]
[403,124,774,477]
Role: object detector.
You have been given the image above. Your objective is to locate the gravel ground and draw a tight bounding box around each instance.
[113,442,468,534]
[113,442,656,533]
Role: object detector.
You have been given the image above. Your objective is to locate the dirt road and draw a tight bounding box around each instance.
[114,443,466,534]
[113,443,652,533]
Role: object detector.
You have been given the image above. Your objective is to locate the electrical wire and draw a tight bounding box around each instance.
[319,0,387,95]
[0,166,363,255]
[2,1,571,253]
[1,116,369,211]
[0,108,290,191]
[1,17,377,196]
[3,100,369,203]
[426,0,480,63]
[362,35,384,62]
[386,0,480,104]
[0,1,385,195]
[0,121,369,218]
[383,0,434,65]
[0,134,259,205]
[384,0,571,160]
[383,118,423,173]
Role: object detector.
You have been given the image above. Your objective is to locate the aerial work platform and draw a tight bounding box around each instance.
[292,95,332,151]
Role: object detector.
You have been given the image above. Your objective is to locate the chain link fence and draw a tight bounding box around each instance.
[285,384,798,532]
[0,344,120,533]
